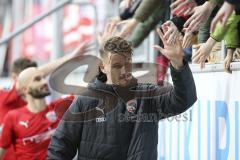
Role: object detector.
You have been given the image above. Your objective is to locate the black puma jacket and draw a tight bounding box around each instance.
[47,63,197,160]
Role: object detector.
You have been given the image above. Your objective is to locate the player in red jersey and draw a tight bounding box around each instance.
[0,42,92,160]
[0,66,75,160]
[0,58,37,124]
[0,58,38,160]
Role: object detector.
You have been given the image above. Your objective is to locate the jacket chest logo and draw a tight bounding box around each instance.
[126,99,137,114]
[95,107,106,122]
[19,120,29,128]
[45,111,57,122]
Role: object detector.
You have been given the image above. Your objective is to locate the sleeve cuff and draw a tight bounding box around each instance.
[225,0,237,5]
[170,59,188,73]
[170,16,186,32]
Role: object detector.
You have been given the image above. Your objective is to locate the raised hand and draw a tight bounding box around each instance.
[192,35,218,68]
[97,21,118,46]
[210,2,235,33]
[224,50,234,74]
[70,41,94,58]
[171,0,197,16]
[154,27,184,70]
[182,31,193,48]
[120,0,133,9]
[184,1,216,32]
[110,16,122,25]
[162,21,180,44]
[118,18,139,38]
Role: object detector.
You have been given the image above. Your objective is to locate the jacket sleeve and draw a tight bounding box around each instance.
[152,62,197,119]
[119,0,142,20]
[47,97,83,160]
[208,0,224,4]
[225,0,240,5]
[225,0,238,5]
[129,0,167,47]
[134,0,161,22]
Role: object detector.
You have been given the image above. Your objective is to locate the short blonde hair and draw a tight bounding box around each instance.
[100,36,133,58]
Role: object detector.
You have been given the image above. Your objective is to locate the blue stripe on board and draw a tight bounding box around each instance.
[207,100,211,160]
[198,101,201,160]
[235,102,239,160]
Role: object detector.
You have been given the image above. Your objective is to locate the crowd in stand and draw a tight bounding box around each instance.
[0,0,239,159]
[115,0,239,76]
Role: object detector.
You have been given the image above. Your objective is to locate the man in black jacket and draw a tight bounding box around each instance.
[47,27,197,160]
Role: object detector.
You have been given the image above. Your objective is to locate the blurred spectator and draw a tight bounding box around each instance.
[128,1,167,47]
[211,0,239,32]
[118,0,162,38]
[167,0,219,44]
[0,58,37,160]
[126,0,169,85]
[184,1,217,32]
[171,0,197,16]
[192,10,240,72]
[114,0,171,85]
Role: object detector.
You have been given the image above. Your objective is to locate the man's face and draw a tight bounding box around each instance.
[102,52,133,86]
[27,72,50,99]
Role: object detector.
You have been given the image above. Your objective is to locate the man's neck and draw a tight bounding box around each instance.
[26,97,46,113]
[105,80,113,85]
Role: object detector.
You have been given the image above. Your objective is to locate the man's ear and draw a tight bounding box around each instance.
[16,80,28,96]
